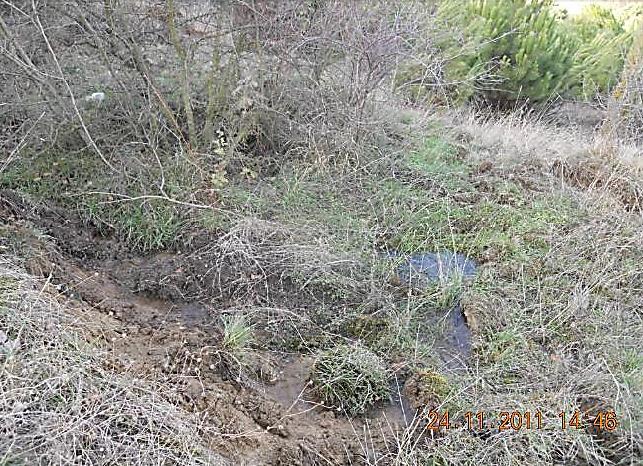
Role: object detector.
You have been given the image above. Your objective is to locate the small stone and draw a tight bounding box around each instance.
[84,92,105,103]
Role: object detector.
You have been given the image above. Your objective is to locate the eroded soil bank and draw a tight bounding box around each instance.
[2,190,466,464]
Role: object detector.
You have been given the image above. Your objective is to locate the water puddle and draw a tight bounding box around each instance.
[265,355,413,431]
[389,250,478,370]
[392,251,477,285]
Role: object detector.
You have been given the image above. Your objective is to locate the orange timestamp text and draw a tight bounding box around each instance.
[422,410,619,432]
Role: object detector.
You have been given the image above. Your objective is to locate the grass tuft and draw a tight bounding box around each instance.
[311,343,389,416]
[221,313,254,352]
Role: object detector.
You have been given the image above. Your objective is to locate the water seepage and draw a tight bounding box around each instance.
[389,250,478,370]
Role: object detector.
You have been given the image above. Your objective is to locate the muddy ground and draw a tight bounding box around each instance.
[0,190,447,465]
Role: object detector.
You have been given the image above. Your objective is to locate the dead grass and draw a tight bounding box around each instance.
[0,257,224,465]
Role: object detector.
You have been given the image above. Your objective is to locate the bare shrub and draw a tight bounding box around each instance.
[0,0,441,251]
[235,0,429,165]
[0,0,438,169]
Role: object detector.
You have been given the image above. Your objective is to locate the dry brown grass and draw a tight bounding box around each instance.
[0,257,225,465]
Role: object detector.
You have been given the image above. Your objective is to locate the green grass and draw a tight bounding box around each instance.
[0,148,194,252]
[392,194,582,261]
[311,343,389,415]
[404,135,472,190]
[221,314,254,352]
[406,136,467,175]
[207,133,589,376]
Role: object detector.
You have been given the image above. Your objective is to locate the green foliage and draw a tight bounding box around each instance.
[568,5,632,97]
[412,369,452,401]
[311,344,389,415]
[569,5,624,42]
[439,0,577,103]
[0,148,189,252]
[221,314,254,352]
[619,5,643,33]
[435,0,641,103]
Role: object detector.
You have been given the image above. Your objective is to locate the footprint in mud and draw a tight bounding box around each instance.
[389,250,478,370]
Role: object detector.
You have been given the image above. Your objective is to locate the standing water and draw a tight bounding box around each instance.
[390,250,478,370]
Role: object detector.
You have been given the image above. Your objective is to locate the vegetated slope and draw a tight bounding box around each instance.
[1,1,641,464]
[2,109,642,464]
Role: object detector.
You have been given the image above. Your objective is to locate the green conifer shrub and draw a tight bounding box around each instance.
[568,5,632,97]
[438,0,577,104]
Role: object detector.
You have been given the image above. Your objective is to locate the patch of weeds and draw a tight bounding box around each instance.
[404,135,472,191]
[389,199,468,253]
[418,274,465,310]
[479,328,526,365]
[374,178,426,204]
[368,179,433,230]
[406,136,465,174]
[340,304,426,359]
[86,200,184,252]
[399,112,415,125]
[217,184,267,212]
[287,270,344,302]
[489,179,525,205]
[621,349,643,390]
[271,322,332,352]
[311,343,389,415]
[273,175,321,214]
[261,305,340,352]
[622,349,643,375]
[1,144,196,252]
[221,314,253,352]
[218,170,371,253]
[218,313,256,384]
[423,456,449,466]
[0,149,103,199]
[197,210,233,232]
[416,369,451,399]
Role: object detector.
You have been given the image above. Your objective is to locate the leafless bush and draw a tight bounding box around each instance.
[191,217,369,304]
[1,0,441,187]
[232,0,436,165]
